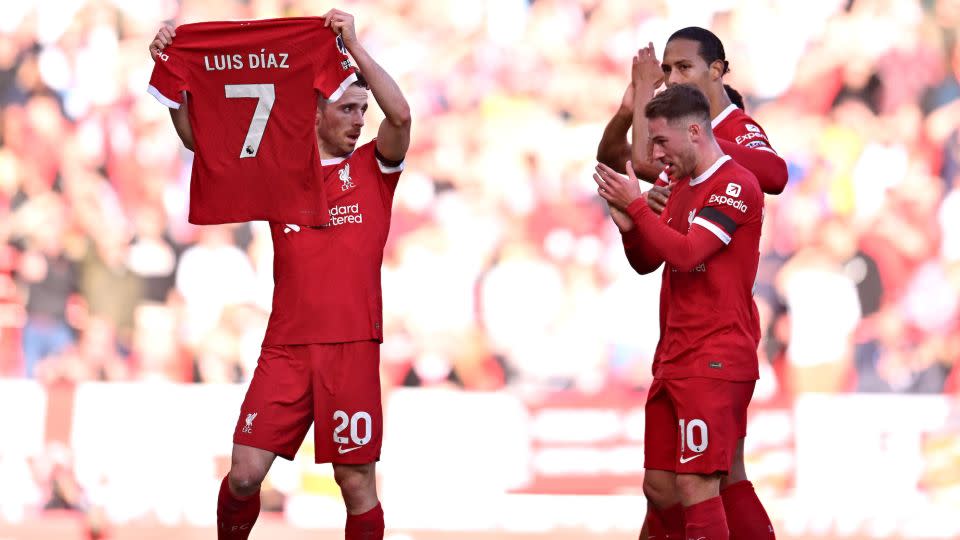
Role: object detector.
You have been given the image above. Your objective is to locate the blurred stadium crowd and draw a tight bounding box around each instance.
[1,0,960,517]
[4,0,960,394]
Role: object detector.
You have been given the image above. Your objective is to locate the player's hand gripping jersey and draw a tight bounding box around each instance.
[148,17,358,226]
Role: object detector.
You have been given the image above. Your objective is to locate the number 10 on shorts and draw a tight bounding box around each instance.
[333,410,372,446]
[679,418,709,454]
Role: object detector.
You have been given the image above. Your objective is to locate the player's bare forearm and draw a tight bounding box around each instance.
[325,9,411,161]
[597,112,662,183]
[169,94,194,151]
[597,111,632,174]
[630,82,658,180]
[348,44,410,162]
[626,199,725,271]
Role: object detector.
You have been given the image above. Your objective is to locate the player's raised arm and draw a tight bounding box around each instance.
[596,83,636,174]
[630,44,666,179]
[596,84,663,182]
[325,9,411,163]
[149,25,194,151]
[168,96,194,151]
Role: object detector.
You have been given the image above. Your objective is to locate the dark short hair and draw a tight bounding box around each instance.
[644,84,711,125]
[724,84,744,110]
[352,70,369,89]
[668,26,729,75]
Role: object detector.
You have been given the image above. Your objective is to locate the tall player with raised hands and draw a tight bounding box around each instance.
[597,28,781,540]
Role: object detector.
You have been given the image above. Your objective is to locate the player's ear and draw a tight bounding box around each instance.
[708,59,725,81]
[687,121,701,142]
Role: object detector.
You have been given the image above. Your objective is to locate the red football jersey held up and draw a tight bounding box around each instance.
[148,17,358,226]
[262,141,403,346]
[653,155,763,381]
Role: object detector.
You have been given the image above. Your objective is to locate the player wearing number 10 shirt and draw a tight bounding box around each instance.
[595,84,763,540]
[150,9,410,540]
[148,16,358,226]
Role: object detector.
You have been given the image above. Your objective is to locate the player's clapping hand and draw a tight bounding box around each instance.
[150,25,176,60]
[632,42,664,89]
[595,162,644,211]
[323,9,358,48]
[646,183,672,214]
[607,202,636,232]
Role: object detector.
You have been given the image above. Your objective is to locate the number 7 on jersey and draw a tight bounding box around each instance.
[224,83,275,158]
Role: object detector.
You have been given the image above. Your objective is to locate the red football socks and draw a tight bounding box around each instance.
[345,502,384,540]
[721,480,776,540]
[645,503,685,539]
[216,476,261,540]
[685,496,729,540]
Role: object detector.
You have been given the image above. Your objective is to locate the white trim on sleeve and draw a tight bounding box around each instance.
[377,159,405,174]
[692,216,731,244]
[327,72,359,102]
[147,85,181,109]
[755,146,778,154]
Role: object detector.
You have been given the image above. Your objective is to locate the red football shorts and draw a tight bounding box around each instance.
[233,341,382,464]
[644,377,755,474]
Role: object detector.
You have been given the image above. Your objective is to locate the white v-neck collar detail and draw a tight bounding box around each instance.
[711,103,738,129]
[689,155,731,186]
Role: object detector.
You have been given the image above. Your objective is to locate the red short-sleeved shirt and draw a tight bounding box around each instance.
[712,103,774,153]
[262,141,403,346]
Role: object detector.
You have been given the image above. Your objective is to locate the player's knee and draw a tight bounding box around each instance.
[228,465,267,497]
[333,463,375,498]
[642,474,675,508]
[675,473,721,504]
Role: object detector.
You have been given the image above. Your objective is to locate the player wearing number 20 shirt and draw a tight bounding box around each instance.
[151,10,410,540]
[148,17,358,226]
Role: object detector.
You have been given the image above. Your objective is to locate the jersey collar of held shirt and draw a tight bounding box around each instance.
[690,154,731,187]
[711,103,738,129]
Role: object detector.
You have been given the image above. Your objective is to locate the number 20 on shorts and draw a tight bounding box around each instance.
[333,410,372,446]
[679,418,709,454]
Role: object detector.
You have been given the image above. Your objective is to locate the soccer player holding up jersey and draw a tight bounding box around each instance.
[151,9,410,540]
[596,84,764,540]
[597,28,779,540]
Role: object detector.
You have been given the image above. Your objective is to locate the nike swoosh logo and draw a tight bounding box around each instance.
[679,453,703,464]
[338,445,362,454]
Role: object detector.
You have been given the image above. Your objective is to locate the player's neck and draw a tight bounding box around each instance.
[318,148,347,160]
[317,140,350,161]
[708,88,734,122]
[690,140,726,180]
